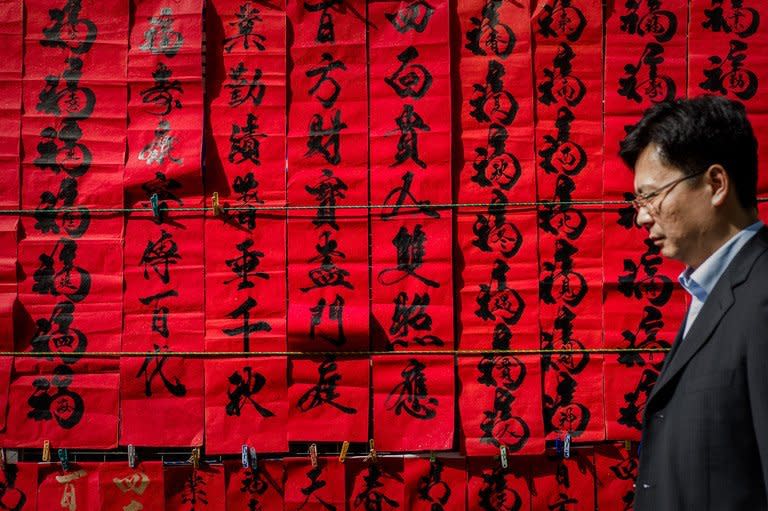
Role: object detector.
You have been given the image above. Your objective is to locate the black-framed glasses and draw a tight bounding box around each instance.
[631,169,707,215]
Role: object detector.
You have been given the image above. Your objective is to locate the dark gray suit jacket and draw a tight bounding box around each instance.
[635,226,768,511]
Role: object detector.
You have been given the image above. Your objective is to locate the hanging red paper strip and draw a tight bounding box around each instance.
[0,0,22,209]
[456,0,540,352]
[0,357,10,430]
[467,457,532,511]
[346,457,404,511]
[165,465,226,511]
[204,0,287,354]
[121,0,204,447]
[225,459,284,510]
[0,462,37,511]
[286,0,369,353]
[368,0,453,353]
[204,356,288,454]
[458,355,544,456]
[284,457,345,511]
[373,354,454,451]
[99,461,165,509]
[0,221,16,354]
[688,0,768,194]
[531,450,596,510]
[595,443,639,511]
[288,355,369,443]
[403,456,466,511]
[38,462,101,511]
[603,0,688,199]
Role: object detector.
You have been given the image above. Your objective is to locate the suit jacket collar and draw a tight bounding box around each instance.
[647,226,768,408]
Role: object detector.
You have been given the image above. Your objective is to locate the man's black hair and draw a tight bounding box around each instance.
[619,95,758,210]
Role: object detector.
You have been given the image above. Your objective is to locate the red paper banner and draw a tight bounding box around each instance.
[0,462,37,511]
[346,457,404,511]
[467,457,532,511]
[204,356,288,454]
[373,354,454,451]
[121,0,204,447]
[225,459,284,510]
[284,457,345,511]
[204,0,287,354]
[99,461,164,510]
[286,0,369,353]
[38,462,100,511]
[595,443,639,511]
[0,220,16,353]
[403,456,466,511]
[458,355,544,456]
[288,355,369,443]
[530,450,596,510]
[0,0,22,209]
[165,465,226,511]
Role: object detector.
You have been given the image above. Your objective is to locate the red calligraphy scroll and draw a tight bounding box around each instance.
[284,456,345,511]
[38,462,100,511]
[286,0,369,353]
[0,0,22,209]
[403,456,466,511]
[0,221,16,354]
[288,356,369,443]
[346,457,404,511]
[0,462,36,511]
[373,354,454,451]
[204,356,288,454]
[467,457,532,511]
[204,0,287,354]
[369,0,453,353]
[165,465,226,511]
[531,450,596,510]
[595,443,639,511]
[225,459,284,510]
[121,0,204,447]
[458,355,544,456]
[99,461,164,510]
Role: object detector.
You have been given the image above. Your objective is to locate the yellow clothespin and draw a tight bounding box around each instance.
[309,443,318,468]
[365,439,377,464]
[212,192,223,216]
[42,440,51,462]
[624,440,632,451]
[339,441,350,463]
[190,448,200,470]
[500,445,508,469]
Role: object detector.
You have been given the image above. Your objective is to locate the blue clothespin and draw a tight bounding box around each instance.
[563,433,572,459]
[150,193,160,220]
[58,448,69,472]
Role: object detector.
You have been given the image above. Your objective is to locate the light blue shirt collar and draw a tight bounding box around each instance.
[678,221,764,302]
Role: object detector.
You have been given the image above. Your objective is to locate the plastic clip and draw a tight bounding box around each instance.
[365,439,377,464]
[242,445,250,469]
[500,446,508,469]
[309,443,318,468]
[339,441,350,463]
[58,448,69,472]
[42,440,51,463]
[624,440,632,452]
[150,193,160,220]
[563,433,572,459]
[128,445,137,469]
[190,448,200,470]
[212,192,223,216]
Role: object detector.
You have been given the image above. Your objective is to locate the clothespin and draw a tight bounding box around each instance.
[364,439,377,464]
[58,448,69,472]
[190,448,200,470]
[563,433,572,459]
[429,451,436,463]
[624,440,632,452]
[128,445,137,469]
[500,446,508,469]
[42,440,51,463]
[339,441,350,463]
[212,192,223,216]
[150,193,160,220]
[309,443,318,468]
[242,445,250,469]
[0,449,5,470]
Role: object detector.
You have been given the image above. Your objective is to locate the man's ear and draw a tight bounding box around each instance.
[707,164,729,207]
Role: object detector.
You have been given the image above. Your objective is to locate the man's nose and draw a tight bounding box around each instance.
[635,205,654,230]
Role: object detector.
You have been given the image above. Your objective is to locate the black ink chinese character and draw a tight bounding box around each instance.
[353,465,400,511]
[543,371,590,436]
[34,119,92,178]
[223,297,272,352]
[619,368,658,430]
[32,238,91,303]
[388,292,444,350]
[304,0,343,43]
[475,259,525,325]
[466,0,515,59]
[138,120,183,165]
[296,357,357,414]
[34,177,90,238]
[617,238,673,306]
[473,190,523,258]
[377,225,439,288]
[141,171,183,224]
[41,0,97,54]
[541,306,589,375]
[139,289,179,338]
[225,239,268,290]
[416,459,451,511]
[619,305,670,367]
[226,366,275,417]
[478,466,524,511]
[140,7,183,57]
[226,62,266,107]
[309,295,346,347]
[703,0,760,38]
[618,43,676,104]
[386,0,435,33]
[229,113,267,165]
[700,39,758,100]
[538,175,587,241]
[306,110,347,165]
[620,0,678,43]
[224,2,266,52]
[540,239,588,306]
[470,60,518,125]
[27,366,84,429]
[390,104,430,168]
[299,463,336,510]
[30,301,87,365]
[306,168,348,230]
[140,230,180,284]
[306,53,346,108]
[538,43,586,107]
[301,231,354,292]
[537,0,587,42]
[381,171,440,220]
[182,471,208,509]
[472,124,521,190]
[385,46,433,99]
[140,62,183,116]
[136,344,187,397]
[385,358,438,419]
[37,57,95,119]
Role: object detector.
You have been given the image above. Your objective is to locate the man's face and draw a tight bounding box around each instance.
[633,143,711,267]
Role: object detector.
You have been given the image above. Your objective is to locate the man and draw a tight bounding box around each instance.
[619,95,768,510]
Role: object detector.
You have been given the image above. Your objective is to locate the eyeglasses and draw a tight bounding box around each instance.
[631,169,706,216]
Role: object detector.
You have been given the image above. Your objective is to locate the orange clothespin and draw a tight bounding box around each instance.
[212,192,223,216]
[339,441,350,463]
[309,443,318,468]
